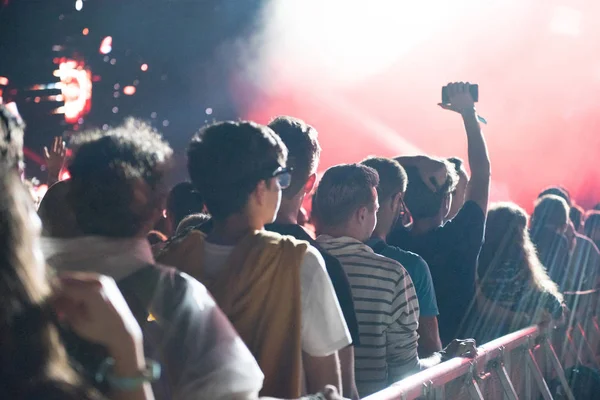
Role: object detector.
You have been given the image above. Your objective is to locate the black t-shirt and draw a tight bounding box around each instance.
[266,222,361,346]
[387,201,486,345]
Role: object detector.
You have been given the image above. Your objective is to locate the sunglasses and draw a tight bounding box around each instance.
[270,166,293,190]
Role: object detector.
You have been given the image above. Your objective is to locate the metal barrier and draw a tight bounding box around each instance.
[365,289,600,400]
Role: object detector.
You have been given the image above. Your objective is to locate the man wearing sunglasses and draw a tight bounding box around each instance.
[360,157,442,357]
[159,121,351,399]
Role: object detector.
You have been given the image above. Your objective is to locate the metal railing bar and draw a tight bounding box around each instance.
[526,348,552,400]
[544,338,575,400]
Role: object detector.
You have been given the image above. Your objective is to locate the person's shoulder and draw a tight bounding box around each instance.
[385,244,427,269]
[447,200,486,224]
[576,233,600,252]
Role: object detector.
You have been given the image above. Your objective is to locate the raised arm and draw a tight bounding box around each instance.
[439,82,491,215]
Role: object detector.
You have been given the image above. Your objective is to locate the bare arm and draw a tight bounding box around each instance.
[338,345,359,400]
[303,351,342,395]
[417,316,443,357]
[440,82,491,215]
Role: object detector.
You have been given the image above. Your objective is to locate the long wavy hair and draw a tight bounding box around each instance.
[0,170,93,398]
[478,202,562,301]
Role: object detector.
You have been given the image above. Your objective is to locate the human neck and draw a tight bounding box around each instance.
[371,226,389,242]
[320,225,361,241]
[411,217,441,235]
[208,214,262,245]
[274,194,304,226]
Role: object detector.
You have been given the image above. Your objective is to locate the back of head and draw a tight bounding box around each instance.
[531,194,570,233]
[268,116,320,198]
[479,202,560,299]
[360,156,407,202]
[569,205,584,232]
[584,211,600,242]
[480,203,529,276]
[403,160,458,220]
[38,180,80,238]
[166,182,204,229]
[68,118,173,238]
[313,163,379,228]
[0,104,25,172]
[187,121,287,221]
[538,186,571,207]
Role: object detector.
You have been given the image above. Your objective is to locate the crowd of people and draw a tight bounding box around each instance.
[0,82,599,400]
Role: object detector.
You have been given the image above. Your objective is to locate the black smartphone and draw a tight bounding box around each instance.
[442,84,479,104]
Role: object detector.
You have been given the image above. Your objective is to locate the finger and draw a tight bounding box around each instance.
[44,147,50,159]
[53,137,60,153]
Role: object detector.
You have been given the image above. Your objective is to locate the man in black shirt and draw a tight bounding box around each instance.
[388,82,490,345]
[267,116,360,400]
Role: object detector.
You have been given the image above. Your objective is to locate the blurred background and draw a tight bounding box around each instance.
[1,0,598,208]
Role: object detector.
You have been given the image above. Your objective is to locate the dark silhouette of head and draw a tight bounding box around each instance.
[584,211,600,248]
[165,182,204,233]
[569,204,584,232]
[268,116,321,199]
[403,160,458,223]
[68,118,173,238]
[187,121,287,222]
[538,186,571,207]
[531,194,570,234]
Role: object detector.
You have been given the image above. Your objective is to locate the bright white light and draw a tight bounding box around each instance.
[75,0,83,11]
[260,0,479,86]
[205,107,213,115]
[550,6,582,37]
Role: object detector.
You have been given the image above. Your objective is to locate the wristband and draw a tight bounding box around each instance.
[95,357,161,391]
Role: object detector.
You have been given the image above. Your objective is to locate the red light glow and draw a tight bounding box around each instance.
[82,28,89,35]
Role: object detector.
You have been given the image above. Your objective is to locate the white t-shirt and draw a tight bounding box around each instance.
[203,241,352,356]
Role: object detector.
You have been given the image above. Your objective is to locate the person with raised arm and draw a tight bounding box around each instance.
[388,82,491,345]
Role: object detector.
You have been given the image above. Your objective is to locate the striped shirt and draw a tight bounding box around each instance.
[317,235,420,397]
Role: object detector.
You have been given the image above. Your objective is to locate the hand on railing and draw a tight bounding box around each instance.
[440,338,477,361]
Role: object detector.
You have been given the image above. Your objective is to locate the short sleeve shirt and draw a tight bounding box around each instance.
[366,238,439,317]
[387,201,485,345]
[266,222,361,346]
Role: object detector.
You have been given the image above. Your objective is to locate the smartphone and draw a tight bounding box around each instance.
[442,84,479,104]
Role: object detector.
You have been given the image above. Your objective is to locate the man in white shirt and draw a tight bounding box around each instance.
[41,119,264,400]
[158,121,351,397]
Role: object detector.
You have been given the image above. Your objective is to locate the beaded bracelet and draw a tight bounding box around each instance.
[95,357,161,391]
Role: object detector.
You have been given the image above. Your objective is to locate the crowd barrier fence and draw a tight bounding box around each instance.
[365,289,600,400]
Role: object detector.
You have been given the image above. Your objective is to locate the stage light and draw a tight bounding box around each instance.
[0,77,8,86]
[141,63,148,72]
[82,27,89,35]
[56,59,93,124]
[123,85,136,95]
[99,36,113,55]
[75,0,83,11]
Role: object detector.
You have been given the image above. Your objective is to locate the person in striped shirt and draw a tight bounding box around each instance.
[313,164,476,397]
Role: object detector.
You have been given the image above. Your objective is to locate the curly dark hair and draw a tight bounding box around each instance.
[267,116,320,198]
[187,121,287,221]
[68,118,173,237]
